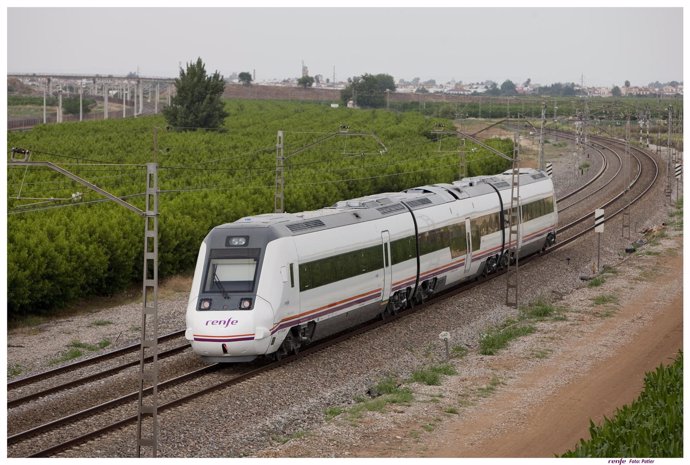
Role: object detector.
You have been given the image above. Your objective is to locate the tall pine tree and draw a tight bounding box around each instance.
[164,57,228,130]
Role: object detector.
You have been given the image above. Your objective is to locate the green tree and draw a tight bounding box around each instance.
[62,96,95,115]
[297,75,315,88]
[341,73,396,108]
[624,80,631,88]
[163,57,228,130]
[500,80,517,96]
[486,81,501,96]
[238,72,253,86]
[611,85,622,97]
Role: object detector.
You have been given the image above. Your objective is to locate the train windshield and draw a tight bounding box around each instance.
[203,249,260,293]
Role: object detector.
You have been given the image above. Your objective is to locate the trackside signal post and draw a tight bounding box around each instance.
[594,209,604,273]
[8,149,160,458]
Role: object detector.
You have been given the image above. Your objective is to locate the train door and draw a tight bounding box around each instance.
[464,218,472,273]
[381,231,392,301]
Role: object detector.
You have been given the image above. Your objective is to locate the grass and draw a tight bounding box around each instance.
[669,198,683,229]
[49,339,112,365]
[8,364,23,377]
[478,297,566,356]
[349,388,414,420]
[601,265,618,275]
[270,430,306,444]
[531,348,553,359]
[592,294,618,306]
[479,322,536,355]
[588,276,606,287]
[520,299,559,320]
[451,345,469,358]
[324,406,345,420]
[443,407,459,415]
[411,363,457,386]
[90,319,113,327]
[635,269,657,282]
[477,376,504,397]
[328,375,414,422]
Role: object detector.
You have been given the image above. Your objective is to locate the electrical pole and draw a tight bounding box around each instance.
[136,161,160,458]
[622,116,631,239]
[458,138,467,179]
[505,132,521,308]
[583,99,589,157]
[57,88,63,124]
[139,81,144,115]
[43,78,49,124]
[538,101,546,170]
[79,85,83,121]
[274,131,285,213]
[665,105,673,204]
[104,83,109,120]
[8,151,160,457]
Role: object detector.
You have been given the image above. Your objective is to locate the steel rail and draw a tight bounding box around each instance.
[8,329,185,390]
[8,343,190,409]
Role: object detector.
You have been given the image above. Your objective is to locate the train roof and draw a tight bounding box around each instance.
[228,168,550,236]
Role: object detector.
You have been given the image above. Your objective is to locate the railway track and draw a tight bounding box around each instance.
[7,131,662,457]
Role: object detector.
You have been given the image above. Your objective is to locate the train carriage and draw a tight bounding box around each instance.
[186,168,557,362]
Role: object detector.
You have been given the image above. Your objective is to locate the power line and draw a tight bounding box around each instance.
[8,192,147,215]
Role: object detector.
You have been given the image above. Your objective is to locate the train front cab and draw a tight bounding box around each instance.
[185,226,283,362]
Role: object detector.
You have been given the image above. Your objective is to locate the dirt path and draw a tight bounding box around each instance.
[429,274,682,457]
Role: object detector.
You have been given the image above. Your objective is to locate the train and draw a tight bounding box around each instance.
[185,168,558,362]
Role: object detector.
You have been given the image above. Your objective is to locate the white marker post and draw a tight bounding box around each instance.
[439,332,451,361]
[545,162,553,178]
[594,209,605,272]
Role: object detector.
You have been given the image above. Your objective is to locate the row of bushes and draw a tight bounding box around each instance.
[562,351,683,457]
[7,100,512,319]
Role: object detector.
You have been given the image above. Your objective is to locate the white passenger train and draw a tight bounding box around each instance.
[186,169,557,362]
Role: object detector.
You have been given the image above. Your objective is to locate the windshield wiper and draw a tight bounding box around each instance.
[214,272,230,299]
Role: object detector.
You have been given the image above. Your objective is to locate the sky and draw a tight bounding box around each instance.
[4,4,685,88]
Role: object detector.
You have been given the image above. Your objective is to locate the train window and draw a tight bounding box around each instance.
[289,263,295,288]
[203,248,261,294]
[204,257,257,293]
[299,244,382,291]
[391,236,416,264]
[449,223,466,258]
[470,222,481,252]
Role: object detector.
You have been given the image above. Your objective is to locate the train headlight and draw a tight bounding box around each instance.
[199,298,212,310]
[239,298,253,310]
[226,236,248,247]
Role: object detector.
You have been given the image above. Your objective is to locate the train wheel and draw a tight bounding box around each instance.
[484,256,498,275]
[384,301,398,319]
[274,331,299,360]
[499,252,510,269]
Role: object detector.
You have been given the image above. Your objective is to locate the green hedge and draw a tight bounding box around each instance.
[7,100,511,319]
[562,351,683,457]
